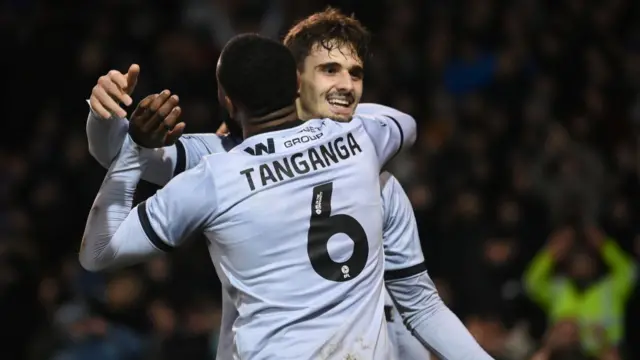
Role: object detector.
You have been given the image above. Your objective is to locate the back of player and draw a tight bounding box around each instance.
[128,34,415,359]
[203,118,395,359]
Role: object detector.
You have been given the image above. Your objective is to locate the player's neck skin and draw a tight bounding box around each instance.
[296,43,364,122]
[216,64,300,139]
[240,104,299,139]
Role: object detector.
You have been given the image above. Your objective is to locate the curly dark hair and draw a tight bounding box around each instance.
[283,7,371,69]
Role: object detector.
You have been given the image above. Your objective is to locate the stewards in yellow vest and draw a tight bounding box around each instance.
[524,226,636,356]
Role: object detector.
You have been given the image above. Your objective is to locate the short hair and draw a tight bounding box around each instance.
[283,7,371,69]
[218,33,298,118]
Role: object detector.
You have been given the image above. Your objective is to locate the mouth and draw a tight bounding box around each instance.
[326,95,355,117]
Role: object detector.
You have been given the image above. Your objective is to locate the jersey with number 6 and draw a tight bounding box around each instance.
[140,113,415,359]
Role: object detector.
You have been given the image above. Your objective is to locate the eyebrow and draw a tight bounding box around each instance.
[316,62,340,69]
[316,62,364,73]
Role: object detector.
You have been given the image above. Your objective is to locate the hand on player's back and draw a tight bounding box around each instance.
[128,91,184,148]
[90,64,140,119]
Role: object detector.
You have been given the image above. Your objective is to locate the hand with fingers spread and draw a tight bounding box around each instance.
[89,64,140,119]
[128,90,185,148]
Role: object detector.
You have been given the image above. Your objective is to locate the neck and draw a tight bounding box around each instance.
[242,105,299,138]
[295,97,312,121]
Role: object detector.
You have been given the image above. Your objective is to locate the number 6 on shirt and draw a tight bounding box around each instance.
[307,182,369,282]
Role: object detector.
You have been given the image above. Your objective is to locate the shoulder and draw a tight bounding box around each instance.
[180,133,241,153]
[200,148,260,175]
[379,171,401,195]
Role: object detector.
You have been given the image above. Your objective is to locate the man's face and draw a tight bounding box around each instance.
[297,43,364,122]
[569,251,596,280]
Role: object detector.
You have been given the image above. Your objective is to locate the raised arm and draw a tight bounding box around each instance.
[86,106,129,168]
[379,173,491,359]
[80,135,160,271]
[523,228,574,308]
[86,65,138,168]
[79,136,217,272]
[586,227,637,299]
[86,70,229,186]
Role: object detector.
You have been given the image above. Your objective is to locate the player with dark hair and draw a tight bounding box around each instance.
[284,7,370,123]
[216,34,299,125]
[285,7,370,68]
[83,8,491,360]
[82,33,421,359]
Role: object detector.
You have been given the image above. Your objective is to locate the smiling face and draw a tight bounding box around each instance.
[297,42,364,122]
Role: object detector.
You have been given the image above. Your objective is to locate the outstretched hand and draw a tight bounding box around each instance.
[128,90,185,148]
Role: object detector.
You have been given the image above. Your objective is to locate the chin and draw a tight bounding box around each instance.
[325,113,353,122]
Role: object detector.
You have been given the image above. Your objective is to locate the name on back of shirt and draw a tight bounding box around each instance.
[239,132,363,191]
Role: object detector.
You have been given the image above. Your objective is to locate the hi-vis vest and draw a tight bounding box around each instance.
[524,239,636,355]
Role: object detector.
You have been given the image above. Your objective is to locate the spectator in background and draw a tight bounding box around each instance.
[529,320,591,360]
[524,226,636,357]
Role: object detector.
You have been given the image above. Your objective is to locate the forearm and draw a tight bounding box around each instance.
[86,106,129,168]
[79,136,163,271]
[386,272,492,360]
[523,249,555,304]
[600,238,637,296]
[86,105,180,186]
[601,238,635,272]
[410,305,492,360]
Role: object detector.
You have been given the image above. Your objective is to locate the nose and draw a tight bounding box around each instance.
[335,70,354,92]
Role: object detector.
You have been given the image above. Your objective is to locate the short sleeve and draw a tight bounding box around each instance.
[356,104,417,167]
[174,134,240,175]
[138,159,217,250]
[380,172,426,281]
[135,133,237,187]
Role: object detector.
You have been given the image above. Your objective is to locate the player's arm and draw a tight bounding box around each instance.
[79,135,216,272]
[356,103,417,167]
[87,94,179,186]
[380,173,492,359]
[86,65,139,168]
[87,81,221,186]
[86,102,130,169]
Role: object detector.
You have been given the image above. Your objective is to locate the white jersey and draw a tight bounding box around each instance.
[138,114,415,359]
[172,136,428,360]
[84,102,496,360]
[379,173,431,360]
[84,102,422,359]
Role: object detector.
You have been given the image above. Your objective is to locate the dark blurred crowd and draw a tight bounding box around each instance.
[3,0,640,359]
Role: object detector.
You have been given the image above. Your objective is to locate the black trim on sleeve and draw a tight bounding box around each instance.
[174,139,186,176]
[383,115,404,161]
[384,262,426,281]
[137,201,174,252]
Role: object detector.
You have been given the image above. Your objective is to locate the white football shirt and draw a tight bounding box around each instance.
[138,114,415,359]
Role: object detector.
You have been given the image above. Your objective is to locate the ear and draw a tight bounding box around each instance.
[296,70,302,97]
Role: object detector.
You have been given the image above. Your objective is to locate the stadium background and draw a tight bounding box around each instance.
[3,0,640,359]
